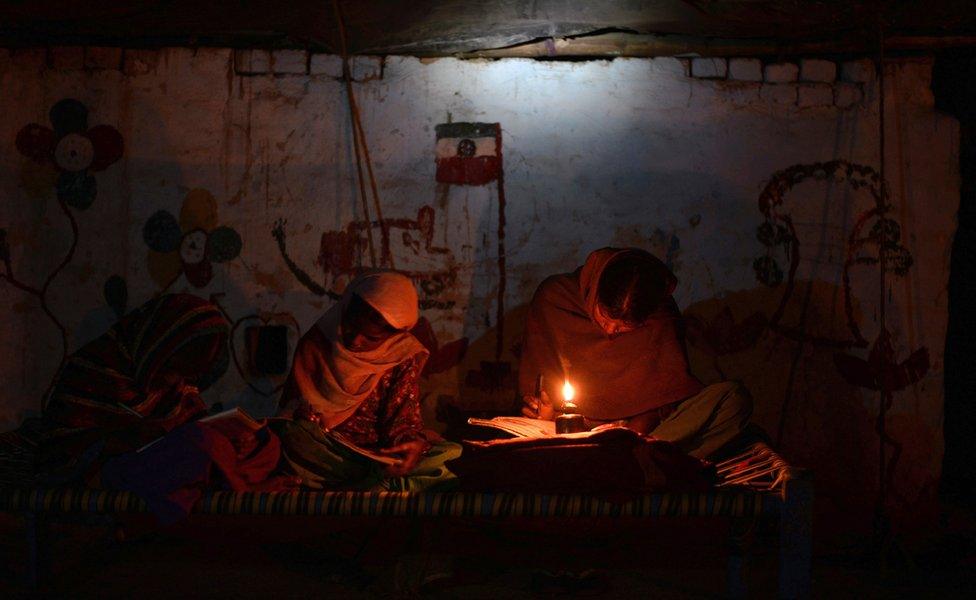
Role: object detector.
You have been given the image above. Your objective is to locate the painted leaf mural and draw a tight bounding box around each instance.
[833,329,930,393]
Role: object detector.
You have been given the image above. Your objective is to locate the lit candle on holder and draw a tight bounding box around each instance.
[555,379,587,434]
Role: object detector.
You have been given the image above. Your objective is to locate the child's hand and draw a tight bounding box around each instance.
[521,389,555,420]
[380,439,427,477]
[231,431,259,458]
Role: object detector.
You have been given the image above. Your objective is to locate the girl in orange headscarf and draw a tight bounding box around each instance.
[274,271,459,490]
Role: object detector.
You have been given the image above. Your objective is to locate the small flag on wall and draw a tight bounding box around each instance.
[435,122,501,186]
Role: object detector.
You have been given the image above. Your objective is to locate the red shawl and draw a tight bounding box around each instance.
[45,294,229,429]
[518,248,702,420]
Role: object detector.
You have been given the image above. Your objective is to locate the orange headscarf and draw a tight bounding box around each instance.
[278,272,428,429]
[518,247,702,420]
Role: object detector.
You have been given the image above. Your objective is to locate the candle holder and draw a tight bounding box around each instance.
[555,379,586,433]
[555,410,587,434]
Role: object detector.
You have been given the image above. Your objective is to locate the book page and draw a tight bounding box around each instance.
[330,431,401,466]
[466,416,557,438]
[199,407,262,430]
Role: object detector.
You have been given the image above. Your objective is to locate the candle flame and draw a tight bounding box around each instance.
[562,380,575,403]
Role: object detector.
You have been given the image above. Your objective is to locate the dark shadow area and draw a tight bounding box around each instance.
[933,50,976,506]
[5,511,976,598]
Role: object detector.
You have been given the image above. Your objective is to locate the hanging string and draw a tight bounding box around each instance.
[331,0,379,268]
[495,126,507,361]
[352,93,393,268]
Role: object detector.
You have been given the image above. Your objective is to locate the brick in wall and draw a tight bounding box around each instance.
[234,49,271,75]
[691,57,727,79]
[841,59,876,83]
[271,50,307,75]
[310,53,342,77]
[764,62,799,83]
[728,58,762,82]
[351,56,382,81]
[800,59,836,83]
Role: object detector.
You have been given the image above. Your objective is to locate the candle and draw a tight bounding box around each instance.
[555,379,587,434]
[562,380,576,406]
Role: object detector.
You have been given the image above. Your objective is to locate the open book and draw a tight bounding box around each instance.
[199,406,263,440]
[329,431,401,466]
[137,406,265,453]
[466,416,558,438]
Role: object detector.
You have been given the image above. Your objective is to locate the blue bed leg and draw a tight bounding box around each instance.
[727,517,753,598]
[779,470,813,598]
[25,511,46,589]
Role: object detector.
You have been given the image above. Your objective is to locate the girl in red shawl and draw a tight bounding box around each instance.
[274,271,460,490]
[1,294,234,486]
[519,247,753,459]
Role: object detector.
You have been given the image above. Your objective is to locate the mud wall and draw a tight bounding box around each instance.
[0,47,958,525]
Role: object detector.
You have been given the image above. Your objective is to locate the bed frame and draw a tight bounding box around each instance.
[0,442,810,597]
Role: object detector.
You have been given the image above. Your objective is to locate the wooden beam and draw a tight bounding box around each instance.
[452,32,976,59]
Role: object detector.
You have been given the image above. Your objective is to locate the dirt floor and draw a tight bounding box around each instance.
[2,507,976,599]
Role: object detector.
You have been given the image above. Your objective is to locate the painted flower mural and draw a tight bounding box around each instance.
[15,98,124,208]
[142,189,243,288]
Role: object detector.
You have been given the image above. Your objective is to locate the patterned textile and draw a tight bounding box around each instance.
[0,443,793,518]
[45,293,229,428]
[0,487,777,519]
[272,419,459,491]
[277,272,427,429]
[0,294,229,487]
[0,429,35,487]
[332,353,427,449]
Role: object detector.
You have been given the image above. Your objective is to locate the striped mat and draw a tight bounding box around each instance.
[0,487,778,518]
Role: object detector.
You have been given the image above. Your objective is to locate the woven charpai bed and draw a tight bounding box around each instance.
[0,442,811,597]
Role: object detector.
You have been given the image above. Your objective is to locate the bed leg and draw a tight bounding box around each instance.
[779,470,813,599]
[727,516,754,598]
[25,511,48,590]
